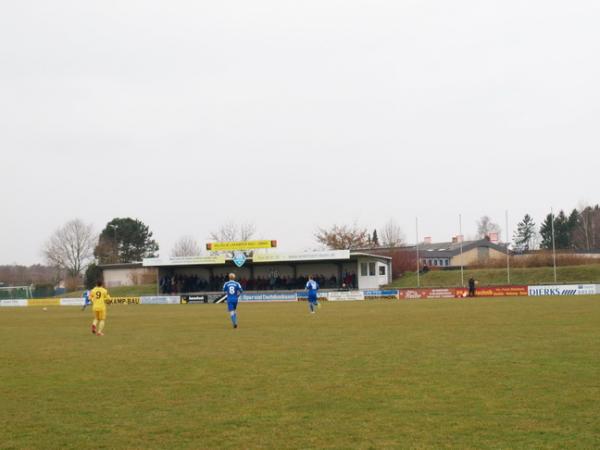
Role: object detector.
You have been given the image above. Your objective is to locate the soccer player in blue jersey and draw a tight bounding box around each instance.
[305,275,319,314]
[223,273,243,328]
[81,289,91,311]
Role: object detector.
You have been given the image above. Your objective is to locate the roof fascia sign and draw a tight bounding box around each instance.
[253,250,350,263]
[142,256,227,267]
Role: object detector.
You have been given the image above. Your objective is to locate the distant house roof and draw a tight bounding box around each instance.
[415,239,509,257]
[357,239,509,258]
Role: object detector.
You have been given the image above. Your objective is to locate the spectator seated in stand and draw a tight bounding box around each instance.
[159,273,353,293]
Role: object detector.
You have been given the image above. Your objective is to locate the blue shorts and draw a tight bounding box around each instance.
[308,296,318,304]
[227,301,238,312]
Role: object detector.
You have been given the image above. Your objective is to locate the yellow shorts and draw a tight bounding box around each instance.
[93,309,106,320]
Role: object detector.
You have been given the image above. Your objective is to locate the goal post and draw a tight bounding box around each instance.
[0,285,33,300]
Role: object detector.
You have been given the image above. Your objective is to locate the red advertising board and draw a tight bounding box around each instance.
[471,285,528,297]
[398,288,458,299]
[398,285,528,300]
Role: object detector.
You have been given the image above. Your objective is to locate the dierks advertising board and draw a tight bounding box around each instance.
[528,284,597,296]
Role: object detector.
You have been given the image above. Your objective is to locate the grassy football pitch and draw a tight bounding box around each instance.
[1,297,599,449]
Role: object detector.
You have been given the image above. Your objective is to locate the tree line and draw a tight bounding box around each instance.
[7,205,599,289]
[513,205,600,252]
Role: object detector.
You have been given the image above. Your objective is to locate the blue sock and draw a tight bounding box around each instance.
[309,302,314,312]
[230,312,237,325]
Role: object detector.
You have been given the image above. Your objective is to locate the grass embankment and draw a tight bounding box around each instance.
[1,297,599,448]
[57,284,157,298]
[390,264,600,288]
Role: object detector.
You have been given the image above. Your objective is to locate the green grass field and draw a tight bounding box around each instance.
[390,264,600,288]
[1,297,599,449]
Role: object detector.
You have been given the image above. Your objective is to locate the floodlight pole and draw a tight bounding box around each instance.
[459,214,464,287]
[416,217,421,288]
[551,207,557,283]
[506,210,510,284]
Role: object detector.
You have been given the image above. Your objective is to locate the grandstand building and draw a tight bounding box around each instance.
[101,250,392,293]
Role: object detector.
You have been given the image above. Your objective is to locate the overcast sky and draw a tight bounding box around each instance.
[1,0,599,265]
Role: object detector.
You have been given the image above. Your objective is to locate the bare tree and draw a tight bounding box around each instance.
[171,236,201,257]
[43,219,96,277]
[476,215,501,239]
[240,222,257,241]
[208,221,256,242]
[315,223,370,250]
[571,204,600,250]
[379,219,405,247]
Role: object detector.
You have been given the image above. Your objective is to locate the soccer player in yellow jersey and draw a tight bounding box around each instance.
[89,280,111,336]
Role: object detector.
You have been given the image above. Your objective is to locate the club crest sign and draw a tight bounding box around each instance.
[232,251,247,267]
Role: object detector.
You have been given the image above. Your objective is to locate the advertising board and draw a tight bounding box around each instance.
[398,288,456,299]
[327,291,365,301]
[60,298,85,306]
[0,299,28,307]
[140,296,181,305]
[239,293,298,302]
[453,286,529,298]
[473,286,528,297]
[363,290,400,299]
[143,255,226,267]
[528,284,597,296]
[105,297,141,305]
[207,240,276,251]
[27,298,61,307]
[253,250,350,263]
[399,286,530,299]
[181,295,209,304]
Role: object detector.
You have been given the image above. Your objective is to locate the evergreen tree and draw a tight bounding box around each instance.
[371,229,379,247]
[540,213,554,249]
[554,210,572,249]
[513,214,536,251]
[94,218,159,263]
[539,210,576,250]
[84,263,103,289]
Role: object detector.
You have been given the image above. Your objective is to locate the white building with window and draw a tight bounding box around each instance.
[122,250,394,293]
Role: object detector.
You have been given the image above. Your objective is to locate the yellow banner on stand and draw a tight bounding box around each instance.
[206,240,277,251]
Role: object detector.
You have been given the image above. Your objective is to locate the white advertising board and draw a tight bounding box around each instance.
[60,298,85,306]
[140,296,181,305]
[0,299,28,307]
[327,291,365,301]
[143,256,226,267]
[528,284,597,296]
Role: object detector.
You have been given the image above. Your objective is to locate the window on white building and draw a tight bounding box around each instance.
[360,263,368,276]
[379,265,386,276]
[369,262,376,276]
